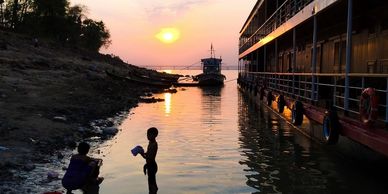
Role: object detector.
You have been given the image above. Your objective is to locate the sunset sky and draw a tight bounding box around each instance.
[70,0,257,67]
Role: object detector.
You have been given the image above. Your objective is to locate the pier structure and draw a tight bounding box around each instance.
[238,0,388,158]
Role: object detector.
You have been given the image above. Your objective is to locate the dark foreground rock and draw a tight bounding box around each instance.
[0,30,171,192]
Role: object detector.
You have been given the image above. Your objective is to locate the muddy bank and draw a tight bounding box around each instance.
[0,30,173,192]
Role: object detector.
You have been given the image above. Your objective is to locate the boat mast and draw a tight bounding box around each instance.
[210,43,215,58]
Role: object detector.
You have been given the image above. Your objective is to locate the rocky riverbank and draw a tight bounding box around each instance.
[0,30,173,193]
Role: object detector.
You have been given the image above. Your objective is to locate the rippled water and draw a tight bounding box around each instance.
[85,70,388,194]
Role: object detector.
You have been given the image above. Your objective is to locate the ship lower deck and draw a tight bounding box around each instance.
[238,83,388,160]
[238,75,388,158]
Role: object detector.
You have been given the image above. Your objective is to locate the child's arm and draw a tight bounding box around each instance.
[140,152,146,159]
[143,164,147,175]
[140,143,157,161]
[140,146,146,159]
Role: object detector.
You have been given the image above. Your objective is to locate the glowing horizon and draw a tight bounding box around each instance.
[69,0,257,67]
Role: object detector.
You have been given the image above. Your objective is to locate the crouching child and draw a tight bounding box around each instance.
[62,142,104,194]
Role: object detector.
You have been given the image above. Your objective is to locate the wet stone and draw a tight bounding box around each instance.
[67,141,77,149]
[53,116,67,122]
[57,153,64,160]
[47,171,59,180]
[23,164,35,171]
[77,127,87,132]
[103,126,118,135]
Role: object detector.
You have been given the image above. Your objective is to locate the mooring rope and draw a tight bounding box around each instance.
[179,61,201,70]
[224,78,237,83]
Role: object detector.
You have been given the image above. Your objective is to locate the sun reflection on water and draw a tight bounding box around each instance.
[164,93,172,115]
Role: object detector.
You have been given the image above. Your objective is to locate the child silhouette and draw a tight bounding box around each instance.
[62,142,103,194]
[140,127,159,194]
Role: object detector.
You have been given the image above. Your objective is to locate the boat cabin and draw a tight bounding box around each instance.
[201,58,222,74]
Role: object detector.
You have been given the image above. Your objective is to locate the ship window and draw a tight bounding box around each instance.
[383,64,388,74]
[381,19,388,31]
[367,61,377,73]
[298,44,306,53]
[333,40,346,73]
[368,23,376,35]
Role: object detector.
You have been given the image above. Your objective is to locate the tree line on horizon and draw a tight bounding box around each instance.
[0,0,110,52]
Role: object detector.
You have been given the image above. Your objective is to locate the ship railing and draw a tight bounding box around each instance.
[243,72,388,123]
[239,0,314,54]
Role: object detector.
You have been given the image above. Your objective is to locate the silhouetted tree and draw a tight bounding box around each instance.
[11,0,18,28]
[0,0,4,27]
[32,0,68,38]
[0,0,111,51]
[8,0,33,31]
[80,19,111,51]
[18,0,33,24]
[64,5,85,45]
[33,0,67,17]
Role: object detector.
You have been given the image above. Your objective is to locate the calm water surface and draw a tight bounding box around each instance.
[89,70,387,194]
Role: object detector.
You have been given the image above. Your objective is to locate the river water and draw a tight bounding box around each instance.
[85,70,387,194]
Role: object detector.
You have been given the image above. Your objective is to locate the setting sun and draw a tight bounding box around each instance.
[156,28,180,44]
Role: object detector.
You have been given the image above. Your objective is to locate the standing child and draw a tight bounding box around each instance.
[140,127,159,194]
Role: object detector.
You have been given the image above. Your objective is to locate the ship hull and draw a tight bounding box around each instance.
[196,73,225,86]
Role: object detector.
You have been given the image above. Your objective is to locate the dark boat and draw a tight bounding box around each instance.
[194,44,226,86]
[132,70,180,84]
[106,70,172,88]
[238,0,388,158]
[139,97,164,103]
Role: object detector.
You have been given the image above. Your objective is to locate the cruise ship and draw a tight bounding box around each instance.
[238,0,388,158]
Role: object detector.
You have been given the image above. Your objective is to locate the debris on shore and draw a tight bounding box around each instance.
[139,97,165,103]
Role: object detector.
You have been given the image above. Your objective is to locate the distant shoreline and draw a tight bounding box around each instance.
[139,66,239,70]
